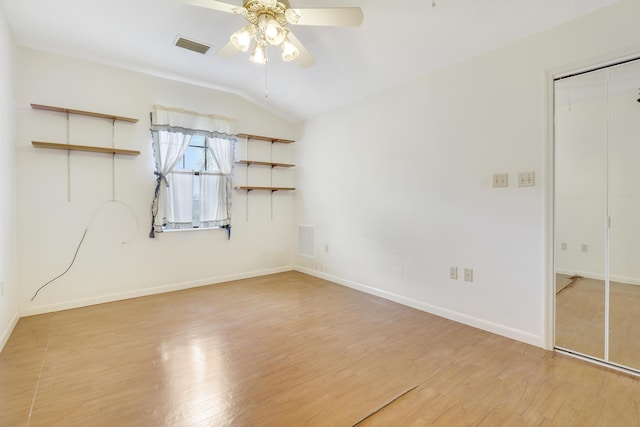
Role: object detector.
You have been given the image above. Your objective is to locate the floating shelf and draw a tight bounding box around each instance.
[236,160,295,168]
[237,133,294,144]
[31,103,139,123]
[32,141,141,156]
[235,186,296,192]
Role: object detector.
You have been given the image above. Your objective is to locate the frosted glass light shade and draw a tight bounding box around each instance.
[285,8,301,24]
[265,22,285,46]
[280,38,299,62]
[258,14,285,46]
[249,40,268,64]
[230,25,255,52]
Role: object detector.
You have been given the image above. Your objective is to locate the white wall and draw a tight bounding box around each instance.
[15,48,298,315]
[0,5,18,350]
[295,0,640,348]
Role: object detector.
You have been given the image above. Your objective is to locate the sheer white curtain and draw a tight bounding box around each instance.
[201,136,235,228]
[200,172,224,227]
[166,171,194,229]
[149,105,237,237]
[150,129,191,236]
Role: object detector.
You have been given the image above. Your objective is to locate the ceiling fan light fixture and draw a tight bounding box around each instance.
[249,39,268,64]
[280,31,299,62]
[188,0,365,67]
[265,22,285,45]
[281,40,299,62]
[231,6,248,16]
[285,8,301,24]
[230,24,255,52]
[258,13,285,46]
[260,0,277,8]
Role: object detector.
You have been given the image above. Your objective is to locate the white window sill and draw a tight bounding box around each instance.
[160,226,225,233]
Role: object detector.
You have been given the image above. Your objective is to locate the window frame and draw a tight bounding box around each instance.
[164,135,225,231]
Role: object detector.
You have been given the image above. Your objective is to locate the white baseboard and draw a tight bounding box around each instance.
[20,266,294,317]
[0,310,19,353]
[17,266,545,349]
[555,268,640,286]
[555,269,604,281]
[295,266,545,349]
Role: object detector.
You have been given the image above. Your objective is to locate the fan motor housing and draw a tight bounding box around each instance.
[243,0,290,27]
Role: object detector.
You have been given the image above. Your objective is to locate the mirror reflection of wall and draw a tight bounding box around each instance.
[554,58,640,373]
[555,70,607,360]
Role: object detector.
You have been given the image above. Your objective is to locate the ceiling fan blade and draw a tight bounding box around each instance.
[289,7,364,27]
[181,0,243,15]
[287,31,316,68]
[217,41,240,58]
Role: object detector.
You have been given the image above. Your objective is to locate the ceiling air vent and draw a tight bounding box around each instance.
[175,37,211,55]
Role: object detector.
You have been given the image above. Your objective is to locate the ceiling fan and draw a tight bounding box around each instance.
[183,0,364,67]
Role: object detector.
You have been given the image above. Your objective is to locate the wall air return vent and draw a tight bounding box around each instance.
[298,225,316,258]
[175,37,211,54]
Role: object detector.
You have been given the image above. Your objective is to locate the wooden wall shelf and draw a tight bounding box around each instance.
[235,160,294,168]
[235,186,296,192]
[236,134,296,220]
[32,141,141,156]
[31,103,140,157]
[237,133,294,144]
[31,103,139,123]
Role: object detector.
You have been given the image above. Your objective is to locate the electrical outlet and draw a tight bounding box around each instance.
[492,173,508,188]
[324,244,329,253]
[582,244,589,253]
[450,266,458,280]
[561,242,567,250]
[464,268,473,282]
[518,171,535,187]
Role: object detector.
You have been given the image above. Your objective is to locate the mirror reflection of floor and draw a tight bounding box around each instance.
[556,273,640,371]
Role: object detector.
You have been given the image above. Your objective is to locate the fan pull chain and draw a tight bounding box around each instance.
[66,112,71,202]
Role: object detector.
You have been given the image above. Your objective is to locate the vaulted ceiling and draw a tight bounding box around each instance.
[0,0,620,122]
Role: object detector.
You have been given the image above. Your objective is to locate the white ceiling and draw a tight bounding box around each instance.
[0,0,620,122]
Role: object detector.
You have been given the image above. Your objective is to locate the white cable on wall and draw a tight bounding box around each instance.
[29,199,140,301]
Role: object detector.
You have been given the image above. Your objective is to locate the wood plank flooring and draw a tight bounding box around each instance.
[556,274,640,371]
[1,271,640,426]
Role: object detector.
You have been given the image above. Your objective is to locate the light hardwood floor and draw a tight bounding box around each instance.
[556,274,640,371]
[2,271,640,426]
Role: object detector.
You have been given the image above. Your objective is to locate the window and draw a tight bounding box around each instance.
[171,135,212,228]
[149,106,236,238]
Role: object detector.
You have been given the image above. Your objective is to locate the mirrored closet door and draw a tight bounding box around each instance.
[555,58,640,373]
